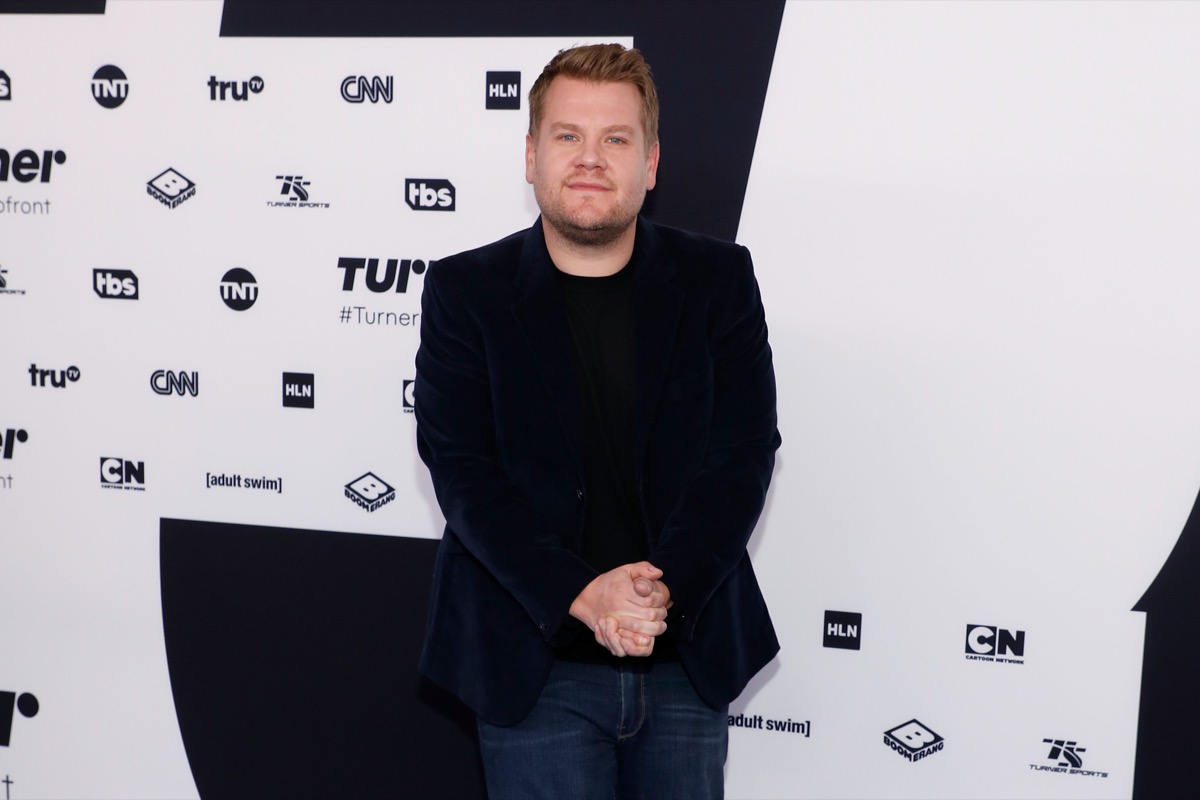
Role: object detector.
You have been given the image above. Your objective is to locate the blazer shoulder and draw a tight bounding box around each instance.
[646,221,754,285]
[431,227,528,287]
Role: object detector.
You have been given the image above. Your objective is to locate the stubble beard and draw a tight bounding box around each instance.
[536,185,644,248]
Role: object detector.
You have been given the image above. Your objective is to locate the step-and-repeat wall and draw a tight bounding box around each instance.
[4,2,1200,798]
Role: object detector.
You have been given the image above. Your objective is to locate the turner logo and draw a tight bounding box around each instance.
[208,75,263,101]
[1,428,27,460]
[341,75,392,104]
[93,269,138,299]
[0,691,39,747]
[100,457,145,491]
[0,148,66,183]
[220,268,258,311]
[965,624,1025,664]
[91,65,128,108]
[338,257,432,293]
[0,70,10,100]
[823,610,861,650]
[151,370,199,397]
[883,719,944,763]
[486,71,520,109]
[403,379,415,413]
[282,372,314,408]
[29,364,80,388]
[405,179,455,211]
[147,168,196,209]
[345,472,395,512]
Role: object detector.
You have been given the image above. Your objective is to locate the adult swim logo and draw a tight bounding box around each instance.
[823,610,861,650]
[0,691,39,747]
[29,364,80,388]
[268,175,329,209]
[147,168,196,209]
[1030,738,1109,778]
[405,179,455,211]
[345,472,395,512]
[728,711,811,738]
[208,75,263,101]
[283,372,314,408]
[883,720,944,763]
[151,370,199,397]
[486,71,520,109]
[91,65,128,108]
[220,268,258,310]
[100,458,145,491]
[341,75,392,104]
[965,624,1025,664]
[1,428,27,460]
[206,472,282,493]
[93,269,138,299]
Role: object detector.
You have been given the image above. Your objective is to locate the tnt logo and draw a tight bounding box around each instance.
[0,70,11,101]
[405,179,455,211]
[341,76,392,104]
[345,472,395,512]
[883,719,944,763]
[338,257,433,293]
[147,168,196,209]
[486,71,520,109]
[1,428,27,460]
[0,148,67,183]
[823,610,861,650]
[282,372,314,409]
[150,370,199,397]
[208,75,263,101]
[28,364,80,388]
[1043,739,1085,769]
[91,65,128,108]
[403,379,416,413]
[965,624,1025,663]
[277,175,310,201]
[220,268,258,311]
[0,691,38,747]
[93,269,138,299]
[100,457,145,490]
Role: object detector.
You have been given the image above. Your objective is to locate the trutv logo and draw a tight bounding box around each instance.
[338,257,434,293]
[965,624,1025,664]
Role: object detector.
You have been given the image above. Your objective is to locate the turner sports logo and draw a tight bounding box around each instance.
[268,175,329,208]
[1,266,26,296]
[1030,738,1109,778]
[883,720,944,763]
[147,168,195,209]
[0,691,39,747]
[100,458,145,491]
[338,257,433,293]
[965,624,1025,664]
[345,472,394,512]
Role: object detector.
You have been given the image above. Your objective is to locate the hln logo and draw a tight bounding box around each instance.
[486,71,520,109]
[341,75,392,104]
[282,372,314,409]
[823,610,861,650]
[405,179,455,211]
[91,65,128,108]
[965,624,1025,662]
[93,269,138,299]
[1,428,27,460]
[151,370,199,397]
[220,268,258,311]
[100,457,145,490]
[338,257,433,293]
[0,691,39,747]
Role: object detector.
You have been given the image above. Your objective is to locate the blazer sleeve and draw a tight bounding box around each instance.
[414,261,597,641]
[649,245,781,641]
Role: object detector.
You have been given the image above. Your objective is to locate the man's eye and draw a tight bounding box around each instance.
[560,134,578,141]
[607,137,626,145]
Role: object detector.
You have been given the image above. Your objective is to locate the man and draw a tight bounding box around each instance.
[415,43,780,799]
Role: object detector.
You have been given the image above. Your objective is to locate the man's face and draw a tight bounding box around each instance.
[526,76,659,247]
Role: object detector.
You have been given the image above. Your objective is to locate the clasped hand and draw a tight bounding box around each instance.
[569,561,672,657]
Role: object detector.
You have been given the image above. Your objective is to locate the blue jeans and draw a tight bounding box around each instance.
[476,659,728,800]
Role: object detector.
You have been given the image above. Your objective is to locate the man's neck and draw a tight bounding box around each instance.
[542,218,636,277]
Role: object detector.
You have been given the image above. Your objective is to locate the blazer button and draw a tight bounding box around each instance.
[576,489,585,501]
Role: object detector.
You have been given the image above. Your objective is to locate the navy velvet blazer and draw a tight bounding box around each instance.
[415,216,781,726]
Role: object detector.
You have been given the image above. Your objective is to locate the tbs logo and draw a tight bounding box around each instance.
[883,719,944,763]
[283,372,314,409]
[93,269,138,299]
[0,70,10,101]
[345,472,395,512]
[91,65,128,109]
[965,624,1025,663]
[147,168,196,209]
[220,268,258,311]
[341,75,392,104]
[486,71,520,110]
[1,428,27,460]
[0,690,39,747]
[823,610,861,650]
[100,457,145,490]
[405,179,455,211]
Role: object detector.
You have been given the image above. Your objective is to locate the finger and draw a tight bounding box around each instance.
[633,577,653,597]
[598,616,627,657]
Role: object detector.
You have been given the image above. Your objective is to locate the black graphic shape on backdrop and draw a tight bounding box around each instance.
[1132,487,1200,799]
[0,0,103,12]
[160,519,483,799]
[219,0,787,242]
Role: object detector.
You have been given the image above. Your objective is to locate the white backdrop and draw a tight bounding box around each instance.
[4,1,1200,797]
